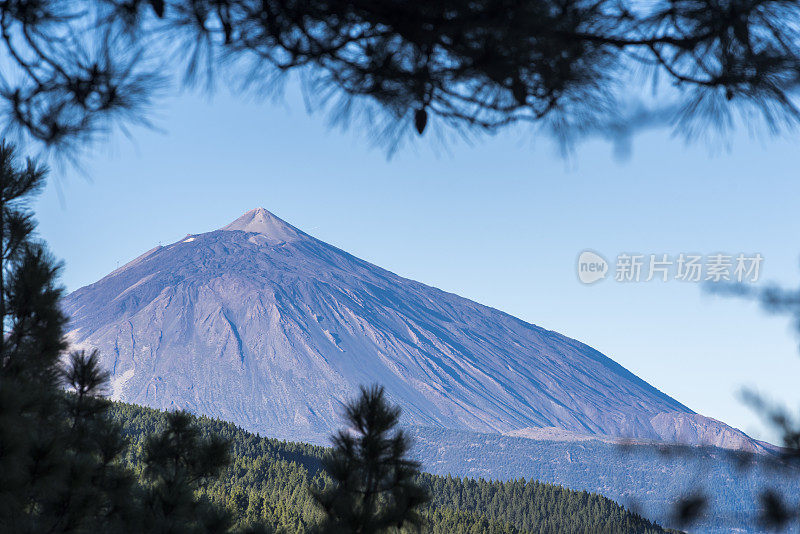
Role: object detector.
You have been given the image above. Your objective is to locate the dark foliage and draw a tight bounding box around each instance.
[140,411,234,533]
[108,400,677,533]
[0,140,73,532]
[0,140,237,534]
[1,0,799,151]
[312,384,429,533]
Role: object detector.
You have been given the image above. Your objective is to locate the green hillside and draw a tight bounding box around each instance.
[109,402,674,534]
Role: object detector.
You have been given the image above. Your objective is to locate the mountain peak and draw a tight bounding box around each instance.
[221,208,305,243]
[65,207,768,454]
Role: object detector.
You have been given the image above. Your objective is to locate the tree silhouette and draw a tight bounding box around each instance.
[0,141,69,531]
[731,282,800,531]
[1,0,798,151]
[0,140,241,534]
[664,280,800,531]
[0,141,136,532]
[313,384,429,533]
[141,410,234,533]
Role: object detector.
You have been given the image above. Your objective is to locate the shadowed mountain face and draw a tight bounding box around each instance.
[64,208,767,451]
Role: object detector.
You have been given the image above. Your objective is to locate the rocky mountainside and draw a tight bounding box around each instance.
[63,208,769,451]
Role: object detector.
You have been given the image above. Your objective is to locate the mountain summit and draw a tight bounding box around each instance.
[64,208,767,451]
[221,207,307,243]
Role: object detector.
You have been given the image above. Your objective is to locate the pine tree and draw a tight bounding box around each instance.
[0,141,71,532]
[55,350,142,533]
[0,141,241,534]
[2,1,799,152]
[0,144,141,533]
[313,385,430,533]
[140,411,233,533]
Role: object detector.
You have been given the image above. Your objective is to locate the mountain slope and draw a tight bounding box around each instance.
[64,208,762,450]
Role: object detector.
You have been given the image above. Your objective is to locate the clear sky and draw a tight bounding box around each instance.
[33,85,800,444]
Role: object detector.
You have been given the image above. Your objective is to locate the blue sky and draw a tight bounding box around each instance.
[34,86,800,443]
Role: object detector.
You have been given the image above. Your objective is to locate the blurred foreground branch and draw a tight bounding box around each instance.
[1,0,799,153]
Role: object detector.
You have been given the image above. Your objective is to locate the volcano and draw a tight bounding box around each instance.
[63,208,768,452]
